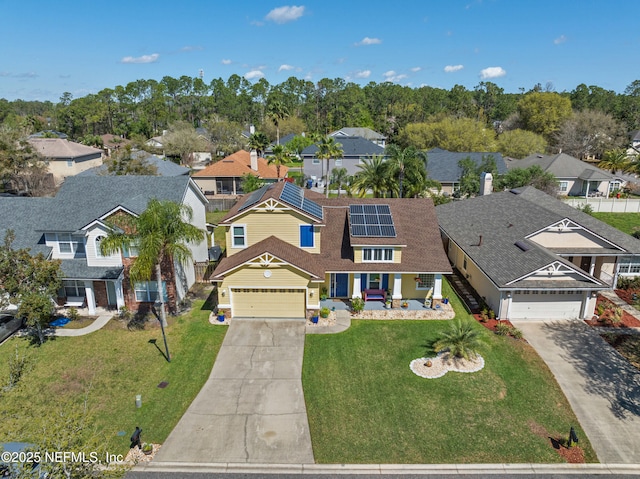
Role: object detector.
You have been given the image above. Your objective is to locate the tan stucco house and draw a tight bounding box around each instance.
[212,182,452,319]
[437,187,640,320]
[28,138,103,184]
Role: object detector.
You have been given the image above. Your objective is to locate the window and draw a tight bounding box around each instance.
[368,273,381,289]
[335,158,342,166]
[122,242,139,258]
[56,233,85,256]
[312,158,320,165]
[558,181,568,192]
[415,274,434,290]
[95,236,105,257]
[619,259,640,274]
[299,225,314,247]
[232,225,246,248]
[362,248,393,262]
[62,280,85,297]
[134,281,168,302]
[66,160,73,167]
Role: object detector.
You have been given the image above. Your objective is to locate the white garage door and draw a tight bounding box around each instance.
[511,292,583,320]
[231,288,306,318]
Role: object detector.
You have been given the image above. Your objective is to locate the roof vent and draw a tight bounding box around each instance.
[514,240,530,252]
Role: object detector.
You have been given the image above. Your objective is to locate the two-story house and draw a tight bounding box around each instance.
[0,176,208,315]
[211,182,451,318]
[27,138,104,184]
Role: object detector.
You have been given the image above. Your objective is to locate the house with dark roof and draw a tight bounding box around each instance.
[301,136,386,185]
[211,182,451,318]
[436,187,640,320]
[0,176,208,315]
[76,153,190,177]
[330,127,386,147]
[192,149,288,196]
[426,148,508,195]
[510,152,624,197]
[28,138,103,184]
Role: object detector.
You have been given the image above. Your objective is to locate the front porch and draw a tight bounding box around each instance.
[320,297,455,320]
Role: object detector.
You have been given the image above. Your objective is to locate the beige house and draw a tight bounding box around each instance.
[437,187,640,320]
[211,182,451,319]
[28,138,103,184]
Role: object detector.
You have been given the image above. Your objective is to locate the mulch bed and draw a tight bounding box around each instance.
[473,315,514,332]
[528,420,585,464]
[583,295,640,329]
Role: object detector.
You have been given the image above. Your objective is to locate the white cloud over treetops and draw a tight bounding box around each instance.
[278,64,294,72]
[480,66,506,79]
[355,37,382,46]
[266,5,305,24]
[444,64,464,73]
[120,53,159,64]
[221,59,232,65]
[245,70,265,80]
[355,70,371,78]
[383,70,407,82]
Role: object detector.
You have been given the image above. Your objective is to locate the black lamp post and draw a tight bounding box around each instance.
[154,298,171,362]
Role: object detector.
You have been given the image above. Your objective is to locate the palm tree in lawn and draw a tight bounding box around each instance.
[330,167,349,197]
[385,144,427,198]
[268,144,293,179]
[267,99,289,145]
[432,320,485,360]
[351,155,392,198]
[599,148,629,174]
[315,136,343,197]
[100,199,206,328]
[247,131,269,157]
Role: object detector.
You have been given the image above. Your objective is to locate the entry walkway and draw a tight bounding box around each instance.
[152,318,314,464]
[513,319,640,463]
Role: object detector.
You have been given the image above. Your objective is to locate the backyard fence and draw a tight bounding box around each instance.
[563,197,640,213]
[194,261,216,283]
[205,197,238,212]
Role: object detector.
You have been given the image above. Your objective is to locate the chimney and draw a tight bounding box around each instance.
[480,172,493,196]
[250,150,258,171]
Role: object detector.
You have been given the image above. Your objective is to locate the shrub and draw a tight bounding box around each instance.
[510,327,524,339]
[479,308,489,322]
[488,309,496,320]
[351,297,365,313]
[320,307,330,318]
[67,307,79,321]
[495,323,512,336]
[596,303,606,316]
[433,320,485,360]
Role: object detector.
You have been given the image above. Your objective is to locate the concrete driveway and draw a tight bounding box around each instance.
[513,320,640,463]
[152,318,314,464]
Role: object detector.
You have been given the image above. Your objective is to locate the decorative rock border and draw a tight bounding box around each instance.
[410,352,485,379]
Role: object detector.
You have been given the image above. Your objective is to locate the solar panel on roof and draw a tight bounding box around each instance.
[279,182,323,220]
[350,204,364,214]
[351,214,364,224]
[376,204,391,215]
[348,203,396,237]
[352,224,366,236]
[238,185,269,211]
[363,205,377,214]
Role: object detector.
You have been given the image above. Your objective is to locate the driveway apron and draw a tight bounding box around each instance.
[513,320,640,463]
[153,318,314,464]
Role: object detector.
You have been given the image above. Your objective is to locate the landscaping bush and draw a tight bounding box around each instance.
[350,297,365,313]
[495,323,512,336]
[320,307,330,318]
[67,307,79,322]
[433,320,485,360]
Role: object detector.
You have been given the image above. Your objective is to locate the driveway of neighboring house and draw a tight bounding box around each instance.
[513,319,640,464]
[152,318,314,464]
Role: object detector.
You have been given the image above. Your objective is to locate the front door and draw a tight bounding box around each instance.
[580,256,592,274]
[106,281,117,306]
[331,273,348,297]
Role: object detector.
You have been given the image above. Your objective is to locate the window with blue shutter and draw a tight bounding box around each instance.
[300,225,314,247]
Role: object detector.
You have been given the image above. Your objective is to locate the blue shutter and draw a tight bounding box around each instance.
[361,274,367,291]
[382,274,389,290]
[300,225,314,247]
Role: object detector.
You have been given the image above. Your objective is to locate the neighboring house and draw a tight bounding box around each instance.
[0,176,208,315]
[27,138,103,184]
[192,149,288,196]
[629,130,640,156]
[512,152,624,197]
[330,127,386,147]
[76,153,190,177]
[426,148,508,195]
[29,130,69,140]
[145,135,164,149]
[301,136,386,183]
[211,181,451,318]
[437,186,640,320]
[100,134,132,157]
[145,130,211,169]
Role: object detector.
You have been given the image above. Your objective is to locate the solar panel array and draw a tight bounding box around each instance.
[279,182,323,220]
[349,204,396,237]
[238,184,270,212]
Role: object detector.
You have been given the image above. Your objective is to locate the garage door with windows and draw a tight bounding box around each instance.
[231,288,306,318]
[511,291,584,320]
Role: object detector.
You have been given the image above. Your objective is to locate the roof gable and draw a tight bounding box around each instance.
[193,150,286,179]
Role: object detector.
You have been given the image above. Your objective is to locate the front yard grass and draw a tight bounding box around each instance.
[0,299,226,456]
[593,212,640,236]
[303,281,597,464]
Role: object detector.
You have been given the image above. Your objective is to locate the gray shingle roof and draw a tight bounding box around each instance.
[426,148,508,183]
[301,136,385,157]
[436,187,640,289]
[330,128,385,141]
[60,259,123,280]
[76,156,190,177]
[0,197,53,254]
[513,152,614,180]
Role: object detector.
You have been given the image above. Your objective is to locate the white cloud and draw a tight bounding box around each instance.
[244,70,265,80]
[120,53,159,64]
[221,59,232,65]
[355,70,371,79]
[480,66,506,79]
[181,45,203,52]
[278,64,295,72]
[355,37,382,46]
[265,5,305,24]
[410,67,422,72]
[383,70,407,82]
[554,34,567,45]
[444,64,464,73]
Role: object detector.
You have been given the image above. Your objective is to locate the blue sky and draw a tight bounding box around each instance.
[1,0,638,102]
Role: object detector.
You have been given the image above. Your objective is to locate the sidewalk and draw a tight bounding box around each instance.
[46,313,112,337]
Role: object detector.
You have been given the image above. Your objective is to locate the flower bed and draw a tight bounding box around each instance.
[584,295,640,328]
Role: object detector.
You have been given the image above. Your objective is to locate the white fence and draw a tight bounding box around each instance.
[563,197,640,213]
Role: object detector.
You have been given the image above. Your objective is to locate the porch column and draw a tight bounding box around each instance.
[84,280,96,316]
[233,178,237,195]
[352,273,362,298]
[589,259,595,276]
[115,276,125,309]
[392,274,402,299]
[433,274,443,299]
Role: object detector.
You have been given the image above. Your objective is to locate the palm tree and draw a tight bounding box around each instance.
[315,136,343,197]
[625,154,640,176]
[351,156,391,198]
[247,131,269,157]
[101,199,206,328]
[432,320,485,360]
[385,144,427,198]
[267,99,289,145]
[330,167,349,197]
[599,148,629,174]
[268,144,292,179]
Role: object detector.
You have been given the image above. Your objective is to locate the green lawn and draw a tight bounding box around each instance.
[0,298,227,456]
[302,280,597,464]
[206,210,229,247]
[593,212,640,236]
